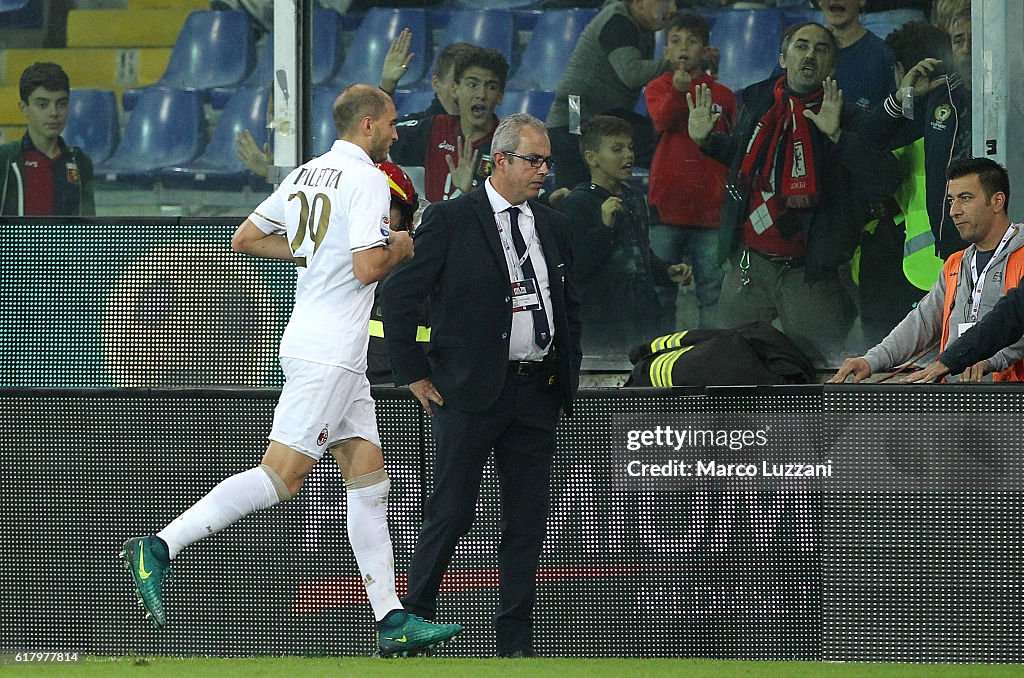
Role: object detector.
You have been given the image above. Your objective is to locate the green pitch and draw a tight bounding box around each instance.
[7,657,1024,678]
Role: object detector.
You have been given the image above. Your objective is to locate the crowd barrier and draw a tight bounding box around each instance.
[2,384,1021,661]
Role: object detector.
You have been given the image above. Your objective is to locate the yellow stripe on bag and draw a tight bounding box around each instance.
[648,345,693,387]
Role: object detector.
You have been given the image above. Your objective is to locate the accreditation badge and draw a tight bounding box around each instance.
[510,278,543,312]
[66,161,80,185]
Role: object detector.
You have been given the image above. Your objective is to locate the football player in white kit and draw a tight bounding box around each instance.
[121,84,462,657]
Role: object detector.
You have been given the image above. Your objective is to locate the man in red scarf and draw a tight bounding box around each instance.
[687,22,901,366]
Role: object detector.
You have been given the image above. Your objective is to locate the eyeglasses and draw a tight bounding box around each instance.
[502,152,555,169]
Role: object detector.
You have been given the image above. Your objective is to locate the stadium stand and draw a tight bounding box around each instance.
[438,8,516,63]
[63,88,120,164]
[162,86,269,190]
[496,88,555,121]
[95,87,205,187]
[506,8,597,92]
[327,8,428,92]
[0,0,42,28]
[394,88,437,118]
[711,8,787,93]
[310,87,338,158]
[121,10,254,110]
[66,7,193,48]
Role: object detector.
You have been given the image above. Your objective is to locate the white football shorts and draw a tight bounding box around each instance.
[270,356,380,460]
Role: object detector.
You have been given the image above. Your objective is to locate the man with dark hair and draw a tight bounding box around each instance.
[0,62,94,215]
[862,8,973,260]
[688,22,901,364]
[560,114,691,355]
[832,157,1024,384]
[380,31,474,121]
[120,83,462,657]
[390,45,509,202]
[382,113,582,657]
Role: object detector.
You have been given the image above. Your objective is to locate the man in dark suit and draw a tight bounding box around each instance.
[381,112,582,657]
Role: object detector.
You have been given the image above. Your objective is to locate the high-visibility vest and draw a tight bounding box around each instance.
[893,140,944,291]
[940,246,1024,382]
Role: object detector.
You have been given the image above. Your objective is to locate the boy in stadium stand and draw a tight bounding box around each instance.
[0,62,94,216]
[830,158,1024,384]
[687,22,901,365]
[560,115,692,356]
[820,0,894,111]
[120,84,462,657]
[861,9,973,260]
[389,45,508,202]
[645,13,736,330]
[380,30,472,121]
[546,0,677,190]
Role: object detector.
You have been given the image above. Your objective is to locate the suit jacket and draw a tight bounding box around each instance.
[381,186,583,414]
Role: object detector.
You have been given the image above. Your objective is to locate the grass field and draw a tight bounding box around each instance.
[5,657,1024,677]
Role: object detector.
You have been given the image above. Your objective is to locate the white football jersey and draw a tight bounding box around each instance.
[249,140,391,370]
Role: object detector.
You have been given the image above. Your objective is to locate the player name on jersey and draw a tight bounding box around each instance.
[293,167,343,189]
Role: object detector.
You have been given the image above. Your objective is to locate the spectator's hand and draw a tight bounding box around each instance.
[444,136,480,195]
[959,360,990,382]
[686,83,720,143]
[672,67,693,92]
[703,45,720,76]
[388,229,415,262]
[804,76,843,142]
[546,186,571,208]
[235,129,270,179]
[667,262,693,285]
[409,377,444,416]
[899,360,951,383]
[827,357,872,383]
[380,28,415,94]
[601,196,624,227]
[901,57,948,97]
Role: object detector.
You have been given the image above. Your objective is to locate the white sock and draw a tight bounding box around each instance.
[158,466,283,560]
[346,471,402,622]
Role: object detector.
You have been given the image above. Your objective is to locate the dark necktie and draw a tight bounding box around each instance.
[507,206,551,349]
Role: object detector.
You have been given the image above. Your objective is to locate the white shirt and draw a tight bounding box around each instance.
[249,139,390,370]
[484,178,554,361]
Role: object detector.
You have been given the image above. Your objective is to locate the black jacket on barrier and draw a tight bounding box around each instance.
[381,186,583,414]
[699,76,902,282]
[940,277,1024,375]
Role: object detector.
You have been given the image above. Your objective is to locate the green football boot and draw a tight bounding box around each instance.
[120,536,173,628]
[377,610,463,658]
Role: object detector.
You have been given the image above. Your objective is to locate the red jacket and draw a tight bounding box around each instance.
[646,72,736,229]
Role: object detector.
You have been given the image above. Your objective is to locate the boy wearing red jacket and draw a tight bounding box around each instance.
[646,14,736,328]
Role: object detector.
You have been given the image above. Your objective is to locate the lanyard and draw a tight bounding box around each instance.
[495,208,532,282]
[968,225,1017,320]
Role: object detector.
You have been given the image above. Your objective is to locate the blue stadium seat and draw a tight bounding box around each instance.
[711,9,787,93]
[451,0,537,8]
[394,89,438,118]
[327,8,428,92]
[162,87,269,190]
[96,88,205,186]
[63,89,119,165]
[311,88,338,158]
[507,8,597,92]
[496,89,554,121]
[439,8,515,62]
[0,0,42,28]
[122,10,255,110]
[862,9,926,41]
[782,7,820,28]
[210,8,343,109]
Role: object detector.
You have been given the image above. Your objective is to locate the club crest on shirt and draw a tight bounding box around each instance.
[381,214,391,236]
[317,425,329,446]
[477,154,494,177]
[66,161,80,184]
[934,104,952,123]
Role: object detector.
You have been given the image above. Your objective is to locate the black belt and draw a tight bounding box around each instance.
[508,360,547,375]
[747,248,806,268]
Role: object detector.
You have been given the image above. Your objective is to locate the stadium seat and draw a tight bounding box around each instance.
[862,9,927,41]
[438,8,516,62]
[66,7,193,48]
[162,87,269,190]
[122,10,254,110]
[209,7,342,109]
[450,0,537,8]
[711,9,787,93]
[96,87,205,186]
[327,8,428,92]
[394,89,438,118]
[63,89,120,164]
[311,88,338,158]
[506,8,597,92]
[782,6,820,28]
[0,0,42,28]
[496,89,554,121]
